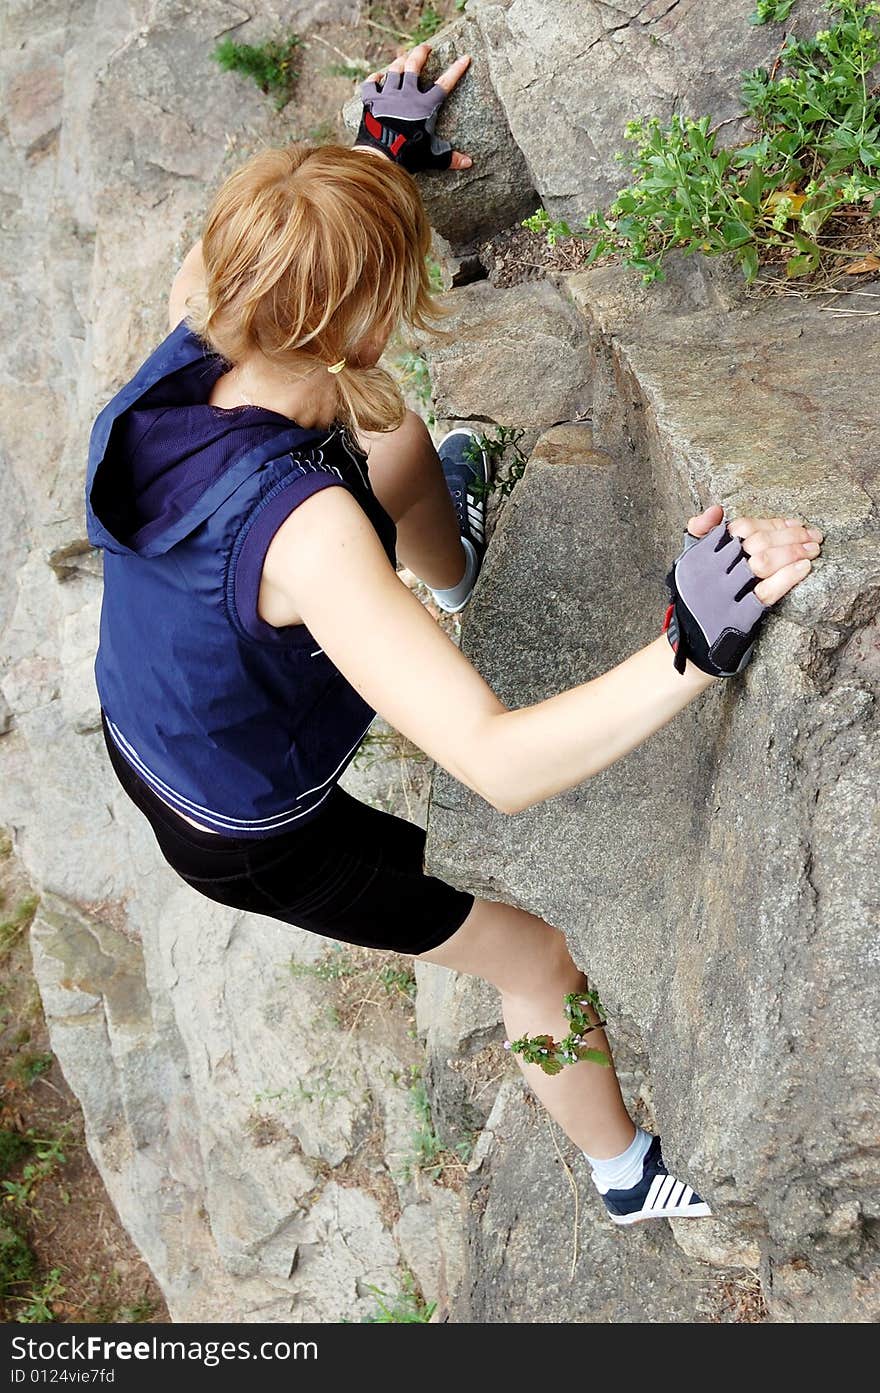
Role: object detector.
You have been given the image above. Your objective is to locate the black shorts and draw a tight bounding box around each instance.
[100,711,474,955]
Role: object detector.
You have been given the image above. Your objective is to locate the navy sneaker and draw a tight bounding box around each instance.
[437,427,489,567]
[600,1136,713,1226]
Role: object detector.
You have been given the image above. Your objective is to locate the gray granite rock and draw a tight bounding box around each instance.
[427,276,592,445]
[414,962,506,1149]
[4,0,877,1328]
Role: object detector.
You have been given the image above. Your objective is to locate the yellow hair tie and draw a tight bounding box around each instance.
[327,358,347,375]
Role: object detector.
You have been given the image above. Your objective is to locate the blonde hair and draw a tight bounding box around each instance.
[185,143,446,434]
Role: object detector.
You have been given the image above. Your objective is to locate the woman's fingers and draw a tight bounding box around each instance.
[449,149,473,169]
[728,515,813,541]
[746,539,821,578]
[740,525,823,554]
[403,42,432,72]
[740,524,823,583]
[685,503,724,537]
[364,47,472,98]
[434,53,472,94]
[753,558,813,606]
[723,513,824,603]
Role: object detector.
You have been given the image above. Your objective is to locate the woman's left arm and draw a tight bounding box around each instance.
[168,239,206,331]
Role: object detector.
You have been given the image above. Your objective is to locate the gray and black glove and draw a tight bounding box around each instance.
[356,71,452,173]
[663,517,768,677]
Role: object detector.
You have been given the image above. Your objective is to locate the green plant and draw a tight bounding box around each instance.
[400,1076,444,1180]
[524,0,880,285]
[327,61,371,81]
[211,33,303,112]
[352,726,429,771]
[0,1221,36,1298]
[81,1269,158,1323]
[426,254,445,292]
[0,895,39,960]
[362,1270,435,1323]
[308,119,337,145]
[255,1070,352,1115]
[0,1129,33,1179]
[409,5,445,45]
[464,426,528,500]
[16,1267,65,1323]
[1,1130,70,1213]
[10,1052,53,1088]
[376,965,417,998]
[395,349,433,410]
[289,948,359,982]
[453,1133,476,1165]
[750,0,798,22]
[507,989,611,1076]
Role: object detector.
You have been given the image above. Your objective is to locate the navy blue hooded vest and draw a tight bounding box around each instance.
[85,320,397,836]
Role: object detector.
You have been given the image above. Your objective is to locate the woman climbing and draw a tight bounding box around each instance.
[86,41,824,1228]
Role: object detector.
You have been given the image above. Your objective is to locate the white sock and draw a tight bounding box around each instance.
[583,1126,652,1195]
[428,535,479,614]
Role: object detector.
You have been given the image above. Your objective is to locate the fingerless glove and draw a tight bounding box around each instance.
[663,518,768,677]
[356,71,453,173]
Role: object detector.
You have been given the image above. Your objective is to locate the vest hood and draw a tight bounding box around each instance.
[85,322,327,559]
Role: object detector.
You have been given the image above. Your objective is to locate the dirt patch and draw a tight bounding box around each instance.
[708,1269,768,1324]
[478,223,600,288]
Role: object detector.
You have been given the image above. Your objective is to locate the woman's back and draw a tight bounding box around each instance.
[87,321,397,837]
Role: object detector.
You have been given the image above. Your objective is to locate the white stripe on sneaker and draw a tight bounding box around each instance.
[668,1180,686,1209]
[644,1175,666,1211]
[653,1175,677,1211]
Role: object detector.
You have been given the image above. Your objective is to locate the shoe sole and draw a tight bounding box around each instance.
[436,427,490,488]
[607,1202,714,1226]
[436,427,488,557]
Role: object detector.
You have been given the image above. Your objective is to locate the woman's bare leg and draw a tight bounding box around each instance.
[418,897,636,1158]
[356,409,467,589]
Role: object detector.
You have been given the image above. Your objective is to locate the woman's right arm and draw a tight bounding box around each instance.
[261,487,817,815]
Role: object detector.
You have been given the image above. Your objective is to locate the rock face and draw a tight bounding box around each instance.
[459,1079,759,1323]
[470,0,827,220]
[428,276,592,440]
[424,259,880,1322]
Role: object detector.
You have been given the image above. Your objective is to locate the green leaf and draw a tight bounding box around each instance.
[800,188,840,236]
[741,163,765,208]
[739,244,760,282]
[733,196,757,226]
[823,146,859,175]
[721,219,754,248]
[540,1058,564,1076]
[786,252,817,277]
[792,230,822,255]
[576,1047,612,1067]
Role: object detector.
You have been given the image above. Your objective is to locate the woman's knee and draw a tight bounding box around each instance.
[356,409,435,520]
[420,896,584,999]
[501,923,584,1002]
